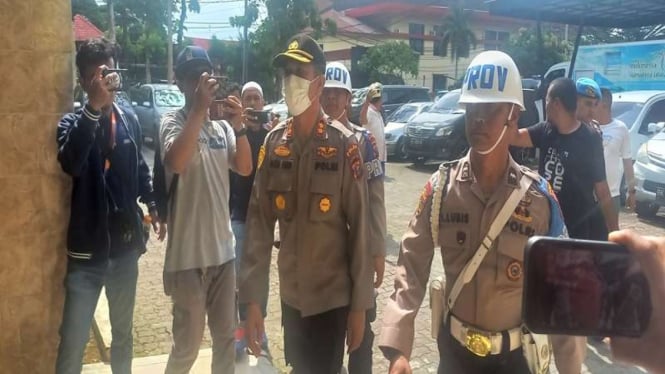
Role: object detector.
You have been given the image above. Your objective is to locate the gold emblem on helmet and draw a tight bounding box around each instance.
[288,40,299,50]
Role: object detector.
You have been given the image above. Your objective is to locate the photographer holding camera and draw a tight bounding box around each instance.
[55,37,164,374]
[161,46,252,372]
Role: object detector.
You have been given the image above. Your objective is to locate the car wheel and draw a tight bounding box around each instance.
[635,201,659,218]
[412,156,426,166]
[396,138,409,162]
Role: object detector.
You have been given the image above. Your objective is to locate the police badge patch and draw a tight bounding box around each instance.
[346,143,362,179]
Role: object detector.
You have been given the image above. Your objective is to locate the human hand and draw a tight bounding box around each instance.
[374,255,385,288]
[626,193,637,211]
[222,95,244,130]
[192,72,218,114]
[346,310,366,353]
[389,354,413,374]
[87,65,116,111]
[245,303,266,357]
[149,209,166,241]
[609,230,665,373]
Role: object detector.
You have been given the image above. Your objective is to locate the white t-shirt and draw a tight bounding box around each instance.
[366,105,386,162]
[600,119,631,197]
[160,110,237,272]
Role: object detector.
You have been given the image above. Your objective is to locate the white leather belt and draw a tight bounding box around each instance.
[449,315,522,356]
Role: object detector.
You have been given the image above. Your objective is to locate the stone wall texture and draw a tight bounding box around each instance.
[0,0,73,372]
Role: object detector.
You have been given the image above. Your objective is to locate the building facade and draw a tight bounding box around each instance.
[318,0,533,90]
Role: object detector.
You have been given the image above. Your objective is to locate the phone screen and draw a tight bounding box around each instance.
[523,237,651,337]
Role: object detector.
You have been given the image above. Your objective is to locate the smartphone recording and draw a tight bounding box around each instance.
[523,236,651,338]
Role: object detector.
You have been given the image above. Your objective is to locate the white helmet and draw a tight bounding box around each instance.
[324,62,352,94]
[458,51,524,111]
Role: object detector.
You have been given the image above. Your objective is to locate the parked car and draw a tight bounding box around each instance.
[74,90,133,111]
[634,124,665,218]
[349,85,431,123]
[404,88,543,165]
[435,90,449,101]
[265,98,289,121]
[612,91,665,161]
[385,102,433,161]
[130,84,185,143]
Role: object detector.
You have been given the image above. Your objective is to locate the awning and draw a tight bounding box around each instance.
[486,0,665,28]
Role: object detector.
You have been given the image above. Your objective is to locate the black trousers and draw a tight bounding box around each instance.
[437,323,530,374]
[347,304,376,374]
[282,301,348,374]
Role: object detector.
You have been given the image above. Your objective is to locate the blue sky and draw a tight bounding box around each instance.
[96,0,264,41]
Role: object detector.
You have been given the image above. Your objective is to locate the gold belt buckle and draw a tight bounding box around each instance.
[465,330,492,357]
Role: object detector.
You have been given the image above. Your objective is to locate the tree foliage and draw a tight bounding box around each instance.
[438,4,478,79]
[72,0,108,29]
[177,0,200,45]
[359,41,419,83]
[503,27,571,77]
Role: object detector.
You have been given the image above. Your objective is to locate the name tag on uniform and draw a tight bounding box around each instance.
[314,161,338,171]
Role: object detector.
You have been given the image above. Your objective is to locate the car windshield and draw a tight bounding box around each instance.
[388,105,418,122]
[155,89,185,108]
[431,91,461,113]
[352,88,368,104]
[612,101,644,129]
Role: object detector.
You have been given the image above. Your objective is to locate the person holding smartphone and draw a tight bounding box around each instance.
[55,37,164,373]
[160,46,252,372]
[230,81,273,357]
[379,51,585,374]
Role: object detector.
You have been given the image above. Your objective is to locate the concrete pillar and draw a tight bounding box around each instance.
[0,0,73,372]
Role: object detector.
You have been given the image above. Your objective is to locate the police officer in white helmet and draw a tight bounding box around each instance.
[379,51,586,374]
[322,61,387,373]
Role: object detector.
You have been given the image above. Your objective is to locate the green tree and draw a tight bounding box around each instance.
[177,0,200,45]
[581,26,665,45]
[72,0,108,30]
[503,27,571,77]
[438,4,478,80]
[113,0,169,82]
[246,0,333,100]
[359,41,419,83]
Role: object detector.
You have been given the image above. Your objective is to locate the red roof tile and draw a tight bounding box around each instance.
[73,14,104,41]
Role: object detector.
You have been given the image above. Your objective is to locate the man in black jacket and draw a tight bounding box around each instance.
[55,38,164,374]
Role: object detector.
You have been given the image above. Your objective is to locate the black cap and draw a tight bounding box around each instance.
[175,46,213,76]
[273,34,326,68]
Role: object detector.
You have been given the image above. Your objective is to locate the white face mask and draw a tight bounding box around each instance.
[282,75,315,116]
[474,104,515,156]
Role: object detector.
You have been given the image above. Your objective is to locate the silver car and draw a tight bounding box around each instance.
[634,123,665,218]
[130,84,185,144]
[384,102,432,161]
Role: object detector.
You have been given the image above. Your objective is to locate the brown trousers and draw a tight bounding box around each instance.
[164,261,236,374]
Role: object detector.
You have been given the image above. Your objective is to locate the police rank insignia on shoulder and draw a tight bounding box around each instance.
[346,143,362,179]
[415,179,433,217]
[317,146,337,159]
[257,145,266,169]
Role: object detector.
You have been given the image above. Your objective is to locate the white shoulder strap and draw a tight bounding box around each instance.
[430,163,449,248]
[447,174,532,310]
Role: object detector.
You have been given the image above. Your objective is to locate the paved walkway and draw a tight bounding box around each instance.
[82,348,276,373]
[86,153,660,373]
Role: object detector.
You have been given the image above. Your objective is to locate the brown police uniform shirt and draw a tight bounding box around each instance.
[238,117,374,316]
[379,155,586,374]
